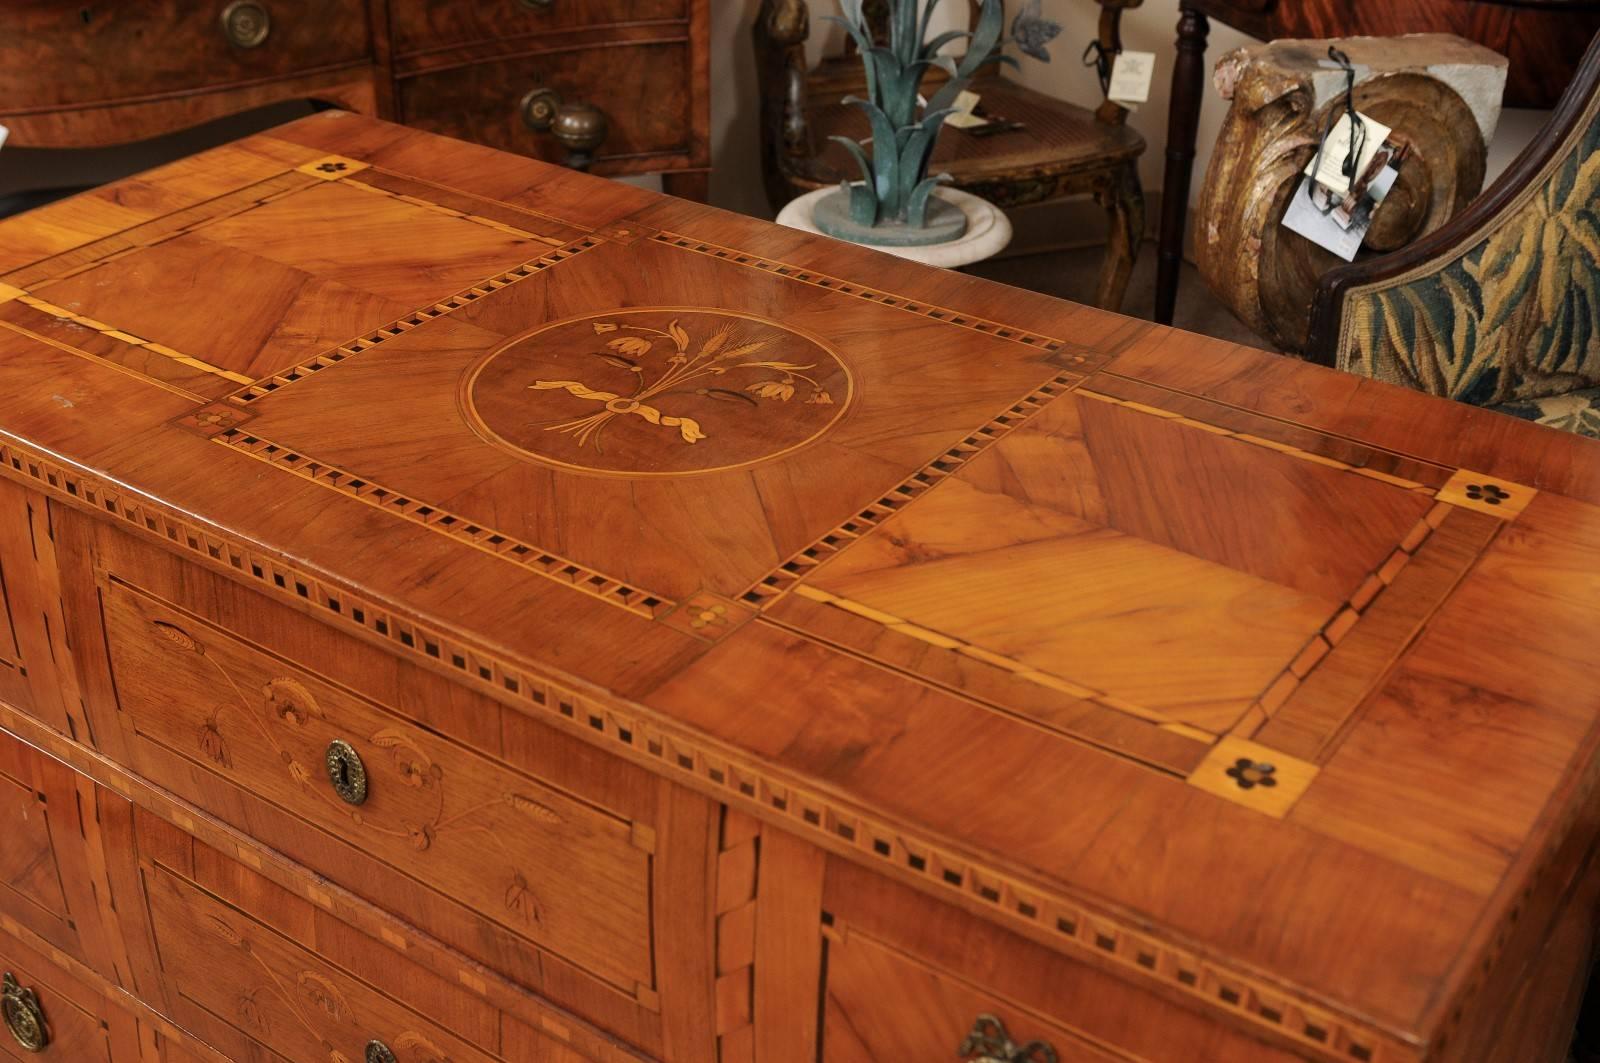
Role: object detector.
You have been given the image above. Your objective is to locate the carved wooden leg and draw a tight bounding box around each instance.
[1094,166,1145,313]
[663,171,712,203]
[1155,4,1209,325]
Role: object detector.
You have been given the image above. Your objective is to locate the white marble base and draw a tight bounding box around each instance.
[776,187,1012,269]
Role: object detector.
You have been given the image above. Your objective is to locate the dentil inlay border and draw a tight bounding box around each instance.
[205,427,676,620]
[648,231,1104,368]
[741,372,1079,605]
[0,432,1412,1063]
[225,235,604,407]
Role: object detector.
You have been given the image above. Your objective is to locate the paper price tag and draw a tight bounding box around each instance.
[1282,163,1400,262]
[1108,51,1155,108]
[0,125,9,153]
[943,90,986,128]
[1304,111,1390,199]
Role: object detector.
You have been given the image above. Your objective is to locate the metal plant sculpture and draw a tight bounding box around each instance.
[816,0,1061,242]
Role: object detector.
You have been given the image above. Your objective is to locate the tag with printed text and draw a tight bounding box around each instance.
[1108,51,1155,109]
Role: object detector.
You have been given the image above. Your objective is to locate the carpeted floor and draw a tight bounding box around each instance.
[967,239,1278,351]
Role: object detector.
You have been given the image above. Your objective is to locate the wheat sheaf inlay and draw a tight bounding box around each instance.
[463,307,853,477]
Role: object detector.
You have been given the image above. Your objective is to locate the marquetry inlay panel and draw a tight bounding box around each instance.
[463,308,852,476]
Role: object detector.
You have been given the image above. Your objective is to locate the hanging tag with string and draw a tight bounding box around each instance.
[1303,47,1391,207]
[1282,47,1407,261]
[1085,39,1155,112]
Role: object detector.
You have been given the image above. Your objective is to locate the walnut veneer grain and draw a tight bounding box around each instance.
[0,113,1597,1062]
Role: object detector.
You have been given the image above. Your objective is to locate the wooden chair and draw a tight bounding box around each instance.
[754,0,1146,311]
[1306,31,1600,439]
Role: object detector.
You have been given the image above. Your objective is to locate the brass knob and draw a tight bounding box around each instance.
[551,102,609,172]
[325,739,368,806]
[2,973,47,1053]
[959,1014,1057,1063]
[365,1040,397,1063]
[220,1,271,48]
[518,89,609,171]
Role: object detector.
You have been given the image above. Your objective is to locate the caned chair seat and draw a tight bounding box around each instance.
[798,72,1145,204]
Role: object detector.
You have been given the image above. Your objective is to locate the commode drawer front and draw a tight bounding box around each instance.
[397,41,692,167]
[823,928,1121,1063]
[0,1,371,113]
[389,0,688,56]
[101,578,654,997]
[0,927,114,1062]
[131,810,642,1063]
[140,831,501,1063]
[0,726,102,970]
[820,858,1312,1063]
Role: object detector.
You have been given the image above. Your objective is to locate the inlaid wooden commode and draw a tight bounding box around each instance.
[0,112,1598,1062]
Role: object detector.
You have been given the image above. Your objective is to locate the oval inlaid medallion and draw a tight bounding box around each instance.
[464,308,851,476]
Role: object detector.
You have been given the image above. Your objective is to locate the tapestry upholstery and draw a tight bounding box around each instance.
[1493,385,1600,438]
[1334,85,1600,415]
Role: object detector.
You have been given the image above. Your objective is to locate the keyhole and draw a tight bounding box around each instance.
[325,740,367,805]
[80,8,93,23]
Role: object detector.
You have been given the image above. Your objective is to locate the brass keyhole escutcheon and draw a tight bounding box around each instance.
[519,87,562,132]
[365,1039,397,1063]
[3,973,47,1053]
[325,739,368,806]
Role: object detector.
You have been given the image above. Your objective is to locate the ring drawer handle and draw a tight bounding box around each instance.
[3,973,48,1053]
[365,1039,397,1063]
[517,89,610,172]
[960,1013,1057,1063]
[220,1,271,48]
[325,739,369,806]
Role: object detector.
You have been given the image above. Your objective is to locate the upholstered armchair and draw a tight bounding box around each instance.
[1307,32,1600,439]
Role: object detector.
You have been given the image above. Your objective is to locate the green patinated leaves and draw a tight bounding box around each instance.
[826,0,1054,230]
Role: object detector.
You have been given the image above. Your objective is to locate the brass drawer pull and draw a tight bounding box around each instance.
[518,89,610,172]
[220,1,271,48]
[365,1040,397,1063]
[325,739,368,806]
[960,1014,1057,1063]
[2,973,47,1053]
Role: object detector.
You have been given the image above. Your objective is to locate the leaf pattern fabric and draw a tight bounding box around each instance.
[1493,386,1600,438]
[1338,92,1600,424]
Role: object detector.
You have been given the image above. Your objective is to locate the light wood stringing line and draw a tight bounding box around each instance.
[13,294,253,384]
[1075,390,1436,493]
[2,170,317,288]
[0,317,209,403]
[791,583,1184,733]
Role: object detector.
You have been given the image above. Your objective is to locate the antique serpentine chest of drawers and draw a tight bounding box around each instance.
[0,1,711,200]
[1,112,1599,1063]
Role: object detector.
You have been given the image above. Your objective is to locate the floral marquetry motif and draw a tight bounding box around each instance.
[463,308,851,476]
